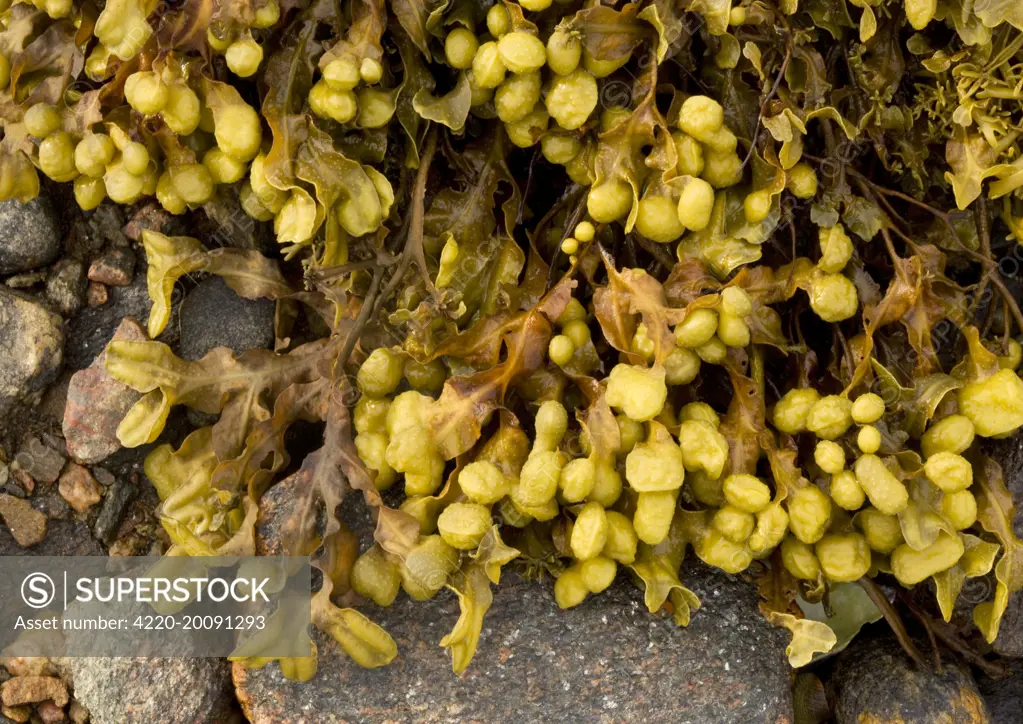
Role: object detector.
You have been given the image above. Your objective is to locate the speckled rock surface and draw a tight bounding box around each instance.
[45,258,86,316]
[70,657,235,724]
[234,560,793,724]
[977,660,1023,724]
[828,630,989,724]
[178,277,275,361]
[0,198,60,275]
[254,470,330,556]
[0,288,63,426]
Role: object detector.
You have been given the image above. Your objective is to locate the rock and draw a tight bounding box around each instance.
[71,658,234,724]
[92,468,114,486]
[65,273,152,372]
[84,205,128,250]
[87,249,135,287]
[32,491,70,520]
[36,701,64,724]
[0,677,67,708]
[988,592,1023,659]
[86,282,107,307]
[92,480,137,544]
[122,203,173,242]
[827,630,988,723]
[45,259,87,317]
[0,288,64,425]
[62,317,146,464]
[11,437,66,486]
[1,704,28,723]
[0,495,47,547]
[0,519,101,556]
[67,701,88,724]
[977,661,1023,724]
[0,198,60,275]
[57,465,102,513]
[178,277,274,361]
[234,561,792,723]
[0,482,22,500]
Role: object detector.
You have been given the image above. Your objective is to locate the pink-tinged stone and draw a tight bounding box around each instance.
[86,248,135,287]
[36,700,66,724]
[61,317,146,464]
[123,203,171,242]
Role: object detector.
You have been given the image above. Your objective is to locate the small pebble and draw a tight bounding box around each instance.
[57,464,103,513]
[87,248,135,287]
[86,281,108,307]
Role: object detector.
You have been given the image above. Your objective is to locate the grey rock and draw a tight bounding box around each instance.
[11,435,66,484]
[71,657,235,724]
[991,590,1023,659]
[92,467,115,486]
[1,483,24,499]
[85,204,128,250]
[45,258,87,316]
[92,479,137,544]
[828,630,988,724]
[234,561,792,724]
[178,276,274,361]
[0,288,64,425]
[977,661,1023,724]
[32,490,71,519]
[0,197,60,275]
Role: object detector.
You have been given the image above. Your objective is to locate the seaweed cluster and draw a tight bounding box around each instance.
[3,0,1023,676]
